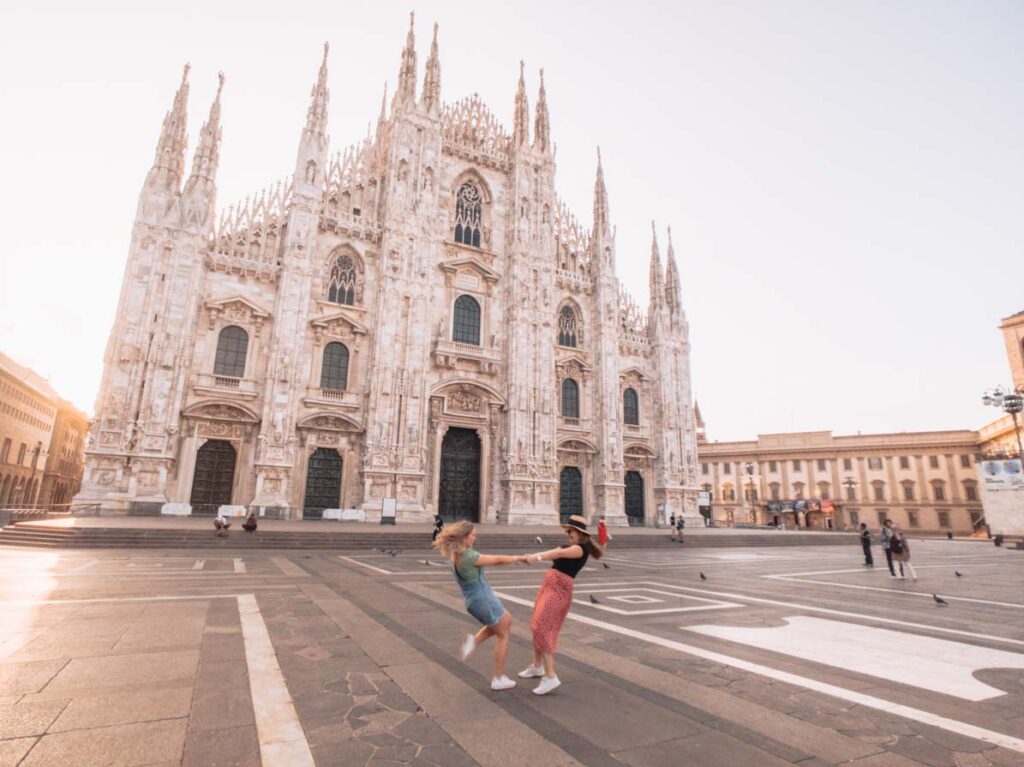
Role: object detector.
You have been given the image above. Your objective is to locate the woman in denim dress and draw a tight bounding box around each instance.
[433,520,521,690]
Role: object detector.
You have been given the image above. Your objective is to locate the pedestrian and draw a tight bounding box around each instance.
[242,511,257,533]
[213,515,231,538]
[431,514,443,542]
[859,522,873,566]
[432,521,520,691]
[517,514,603,695]
[669,512,677,541]
[880,519,896,577]
[676,514,685,543]
[597,518,609,547]
[889,524,917,580]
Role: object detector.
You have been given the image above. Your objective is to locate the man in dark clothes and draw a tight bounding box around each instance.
[859,522,873,566]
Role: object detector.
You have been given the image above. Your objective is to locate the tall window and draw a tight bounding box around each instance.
[561,378,580,419]
[0,438,9,463]
[214,326,248,378]
[873,481,886,501]
[769,483,780,501]
[623,388,639,425]
[964,483,977,501]
[843,458,852,471]
[792,460,802,471]
[960,454,971,468]
[327,254,357,305]
[701,463,709,474]
[768,460,778,472]
[452,295,481,345]
[818,482,830,500]
[320,342,350,391]
[937,510,950,528]
[902,482,915,501]
[899,456,910,470]
[557,306,578,347]
[454,182,482,247]
[932,482,946,502]
[929,455,940,469]
[867,457,883,470]
[792,482,805,499]
[846,483,857,501]
[817,459,827,471]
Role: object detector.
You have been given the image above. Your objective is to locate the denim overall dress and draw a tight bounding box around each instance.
[454,548,505,627]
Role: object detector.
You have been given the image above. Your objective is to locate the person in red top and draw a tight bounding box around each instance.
[597,518,609,546]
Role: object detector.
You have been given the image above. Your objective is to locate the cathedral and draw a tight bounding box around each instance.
[75,15,700,525]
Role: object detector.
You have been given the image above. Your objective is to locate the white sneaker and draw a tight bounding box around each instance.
[490,675,516,691]
[459,634,476,661]
[518,665,544,678]
[532,676,561,696]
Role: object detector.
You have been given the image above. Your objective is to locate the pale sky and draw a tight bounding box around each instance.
[1,1,1021,441]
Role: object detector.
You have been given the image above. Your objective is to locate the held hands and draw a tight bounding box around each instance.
[515,553,534,565]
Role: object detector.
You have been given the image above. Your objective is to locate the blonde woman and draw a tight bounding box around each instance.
[517,515,603,695]
[889,524,918,580]
[433,520,520,690]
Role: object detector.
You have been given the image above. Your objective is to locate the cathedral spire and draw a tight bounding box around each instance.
[533,68,550,153]
[189,72,224,183]
[665,226,682,316]
[396,12,417,110]
[375,82,388,139]
[305,42,330,139]
[152,63,191,182]
[512,60,530,148]
[593,147,610,237]
[420,22,441,114]
[649,221,664,310]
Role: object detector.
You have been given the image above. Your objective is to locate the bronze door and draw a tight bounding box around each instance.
[303,448,342,518]
[438,427,480,522]
[559,467,583,523]
[190,440,237,515]
[624,470,645,526]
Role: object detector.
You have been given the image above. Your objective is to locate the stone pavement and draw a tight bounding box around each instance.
[0,538,1022,765]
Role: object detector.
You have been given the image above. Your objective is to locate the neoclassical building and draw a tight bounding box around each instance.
[75,16,700,525]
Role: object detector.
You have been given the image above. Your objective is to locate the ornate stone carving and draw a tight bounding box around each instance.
[447,386,482,414]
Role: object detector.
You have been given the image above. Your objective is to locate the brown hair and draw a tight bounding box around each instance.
[568,527,603,559]
[432,520,474,558]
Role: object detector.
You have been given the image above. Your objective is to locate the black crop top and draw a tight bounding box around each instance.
[551,544,589,578]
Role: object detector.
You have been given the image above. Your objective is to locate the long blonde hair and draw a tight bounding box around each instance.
[432,520,474,558]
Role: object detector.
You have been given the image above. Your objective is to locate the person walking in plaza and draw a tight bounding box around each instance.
[889,524,917,580]
[597,518,609,547]
[433,521,521,690]
[859,522,874,566]
[669,512,677,541]
[517,515,603,695]
[880,519,896,577]
[676,514,685,544]
[431,514,443,543]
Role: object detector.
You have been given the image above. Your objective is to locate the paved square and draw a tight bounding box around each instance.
[2,538,1024,765]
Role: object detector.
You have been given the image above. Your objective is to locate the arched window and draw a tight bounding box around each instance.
[327,254,357,305]
[623,388,639,425]
[452,295,481,345]
[454,182,482,247]
[561,378,580,419]
[818,482,831,500]
[320,342,349,391]
[213,326,248,378]
[557,305,578,348]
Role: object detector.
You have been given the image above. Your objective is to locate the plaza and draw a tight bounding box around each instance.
[2,533,1024,766]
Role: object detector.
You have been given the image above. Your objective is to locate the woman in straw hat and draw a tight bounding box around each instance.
[516,515,603,695]
[433,520,521,690]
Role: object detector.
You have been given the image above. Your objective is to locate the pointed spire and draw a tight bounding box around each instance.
[304,42,330,138]
[189,72,224,182]
[593,147,610,237]
[649,221,664,310]
[665,226,682,315]
[421,22,441,113]
[396,11,417,109]
[376,82,388,136]
[533,68,550,152]
[152,63,191,181]
[512,61,530,148]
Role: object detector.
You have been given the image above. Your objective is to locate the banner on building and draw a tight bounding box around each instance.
[698,491,711,506]
[980,459,1024,490]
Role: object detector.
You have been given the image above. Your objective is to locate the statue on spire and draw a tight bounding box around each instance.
[593,147,611,238]
[304,42,330,139]
[396,12,417,109]
[512,60,529,148]
[421,22,441,114]
[533,68,550,153]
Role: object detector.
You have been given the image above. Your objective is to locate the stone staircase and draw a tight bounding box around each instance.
[0,522,857,550]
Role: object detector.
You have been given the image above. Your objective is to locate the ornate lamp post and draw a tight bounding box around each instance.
[982,386,1024,464]
[744,462,757,524]
[842,477,857,529]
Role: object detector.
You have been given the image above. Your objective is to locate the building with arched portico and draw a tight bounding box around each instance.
[75,17,700,525]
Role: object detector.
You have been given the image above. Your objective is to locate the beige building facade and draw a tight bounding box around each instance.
[75,17,700,525]
[698,430,983,533]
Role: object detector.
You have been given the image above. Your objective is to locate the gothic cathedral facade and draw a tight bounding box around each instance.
[76,16,700,525]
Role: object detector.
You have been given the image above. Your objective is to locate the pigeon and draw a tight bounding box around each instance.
[535,536,543,544]
[389,550,399,557]
[589,595,600,604]
[955,571,963,577]
[700,572,708,581]
[602,562,610,569]
[424,560,431,566]
[933,594,948,606]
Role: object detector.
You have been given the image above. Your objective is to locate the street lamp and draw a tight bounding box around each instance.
[982,386,1024,464]
[842,477,857,530]
[743,463,757,524]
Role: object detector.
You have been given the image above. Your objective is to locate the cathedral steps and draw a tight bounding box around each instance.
[0,522,857,550]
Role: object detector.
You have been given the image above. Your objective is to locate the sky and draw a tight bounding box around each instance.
[0,0,1021,441]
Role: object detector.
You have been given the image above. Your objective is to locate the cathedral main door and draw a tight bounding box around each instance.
[624,470,645,526]
[303,448,342,519]
[438,427,480,522]
[559,467,583,524]
[190,440,236,515]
